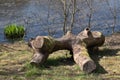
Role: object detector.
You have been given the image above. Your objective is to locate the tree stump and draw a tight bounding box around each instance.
[28,28,105,73]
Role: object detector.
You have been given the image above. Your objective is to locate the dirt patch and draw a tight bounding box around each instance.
[105,32,120,49]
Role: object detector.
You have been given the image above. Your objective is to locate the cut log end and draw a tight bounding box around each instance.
[82,59,96,73]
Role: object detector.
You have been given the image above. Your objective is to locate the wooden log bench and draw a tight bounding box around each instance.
[28,28,105,73]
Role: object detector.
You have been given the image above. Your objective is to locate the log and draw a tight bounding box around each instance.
[28,28,105,73]
[73,44,96,73]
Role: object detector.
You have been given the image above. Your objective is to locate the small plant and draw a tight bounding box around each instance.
[4,24,25,40]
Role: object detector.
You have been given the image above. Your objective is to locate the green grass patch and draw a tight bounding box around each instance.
[25,66,41,77]
[4,24,25,40]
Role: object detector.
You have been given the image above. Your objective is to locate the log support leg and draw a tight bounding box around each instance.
[73,45,96,73]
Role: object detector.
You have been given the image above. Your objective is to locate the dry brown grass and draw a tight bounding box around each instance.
[0,33,120,80]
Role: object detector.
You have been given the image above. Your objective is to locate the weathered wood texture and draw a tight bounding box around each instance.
[28,28,105,73]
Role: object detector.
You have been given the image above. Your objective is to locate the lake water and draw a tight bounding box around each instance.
[0,0,120,42]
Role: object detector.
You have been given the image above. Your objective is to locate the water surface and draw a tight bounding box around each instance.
[0,0,120,42]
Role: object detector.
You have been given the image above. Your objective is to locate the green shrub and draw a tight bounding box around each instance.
[4,24,25,40]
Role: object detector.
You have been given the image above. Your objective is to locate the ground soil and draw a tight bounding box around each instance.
[0,32,120,80]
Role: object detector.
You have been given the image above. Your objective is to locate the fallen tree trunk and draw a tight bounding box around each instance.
[28,28,105,73]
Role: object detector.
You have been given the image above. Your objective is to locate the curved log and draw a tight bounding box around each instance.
[28,28,105,73]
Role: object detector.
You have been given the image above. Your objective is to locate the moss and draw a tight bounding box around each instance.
[43,36,55,52]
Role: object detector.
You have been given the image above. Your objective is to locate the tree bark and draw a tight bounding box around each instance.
[28,28,105,73]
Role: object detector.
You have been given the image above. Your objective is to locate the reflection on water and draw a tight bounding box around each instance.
[0,0,120,42]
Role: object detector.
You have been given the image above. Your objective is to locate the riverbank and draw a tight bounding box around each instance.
[0,33,120,80]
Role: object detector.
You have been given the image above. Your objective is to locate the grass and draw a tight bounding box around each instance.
[0,33,120,80]
[4,24,25,40]
[25,63,41,77]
